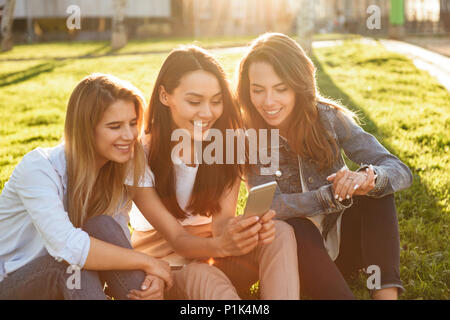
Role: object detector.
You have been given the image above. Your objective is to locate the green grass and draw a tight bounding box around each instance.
[0,37,448,299]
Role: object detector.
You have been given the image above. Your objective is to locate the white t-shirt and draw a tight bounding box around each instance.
[129,155,212,231]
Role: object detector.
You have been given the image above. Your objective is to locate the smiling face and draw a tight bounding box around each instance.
[94,99,138,169]
[248,61,296,131]
[160,70,223,141]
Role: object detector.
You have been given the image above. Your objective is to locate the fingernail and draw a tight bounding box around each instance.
[339,197,343,202]
[354,185,359,190]
[255,216,259,221]
[141,285,147,290]
[346,195,350,199]
[335,194,338,199]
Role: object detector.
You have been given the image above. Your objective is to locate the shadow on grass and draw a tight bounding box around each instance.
[0,43,116,88]
[312,54,446,299]
[0,61,63,88]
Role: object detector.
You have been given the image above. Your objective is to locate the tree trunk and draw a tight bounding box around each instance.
[296,0,315,56]
[1,0,16,52]
[111,0,128,50]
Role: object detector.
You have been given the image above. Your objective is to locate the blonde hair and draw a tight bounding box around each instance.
[64,73,146,228]
[237,33,356,171]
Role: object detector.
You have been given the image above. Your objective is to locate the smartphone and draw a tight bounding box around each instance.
[161,252,192,270]
[243,181,278,218]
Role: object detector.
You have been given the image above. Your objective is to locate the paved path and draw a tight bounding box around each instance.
[379,39,450,91]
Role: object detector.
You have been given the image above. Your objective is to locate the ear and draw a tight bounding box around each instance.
[159,85,170,107]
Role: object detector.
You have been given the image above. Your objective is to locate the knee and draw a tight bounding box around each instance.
[286,218,327,250]
[183,262,231,283]
[273,220,296,243]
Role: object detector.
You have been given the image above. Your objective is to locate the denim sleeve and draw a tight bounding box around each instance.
[271,184,352,220]
[329,108,413,198]
[14,154,91,268]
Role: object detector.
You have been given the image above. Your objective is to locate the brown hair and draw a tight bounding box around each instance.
[64,73,146,228]
[237,33,356,171]
[145,46,243,219]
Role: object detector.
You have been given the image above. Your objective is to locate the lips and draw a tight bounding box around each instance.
[262,107,283,119]
[192,120,212,132]
[114,144,132,153]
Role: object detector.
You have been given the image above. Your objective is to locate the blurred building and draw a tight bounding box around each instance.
[314,0,449,35]
[173,0,298,37]
[2,0,448,42]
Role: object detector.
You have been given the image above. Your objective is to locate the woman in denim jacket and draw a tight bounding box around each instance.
[237,33,413,300]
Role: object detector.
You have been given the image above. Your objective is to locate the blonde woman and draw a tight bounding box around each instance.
[0,74,172,300]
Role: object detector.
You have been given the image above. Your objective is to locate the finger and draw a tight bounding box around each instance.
[259,227,276,242]
[134,282,163,300]
[346,174,366,197]
[237,234,260,254]
[154,266,172,289]
[127,293,139,300]
[259,219,275,233]
[332,168,348,195]
[260,234,275,245]
[334,170,349,201]
[260,210,275,223]
[357,168,371,191]
[339,174,355,200]
[358,167,375,194]
[234,222,262,241]
[140,275,154,291]
[326,173,336,181]
[232,215,260,233]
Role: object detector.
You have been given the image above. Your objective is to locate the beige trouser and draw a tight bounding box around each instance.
[131,220,300,300]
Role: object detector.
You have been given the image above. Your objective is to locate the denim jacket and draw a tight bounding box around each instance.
[247,103,413,259]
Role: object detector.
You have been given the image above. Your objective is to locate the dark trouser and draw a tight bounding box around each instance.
[287,194,404,300]
[0,215,145,300]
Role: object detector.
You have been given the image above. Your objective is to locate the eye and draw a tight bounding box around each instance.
[211,99,222,106]
[109,125,120,130]
[130,121,137,127]
[251,90,264,94]
[276,88,288,93]
[187,101,201,106]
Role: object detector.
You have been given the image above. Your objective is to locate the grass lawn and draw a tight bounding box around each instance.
[0,37,448,299]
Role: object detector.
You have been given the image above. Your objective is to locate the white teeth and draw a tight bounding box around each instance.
[116,145,130,150]
[265,109,281,116]
[194,121,210,128]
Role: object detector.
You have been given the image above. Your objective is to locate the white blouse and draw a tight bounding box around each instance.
[0,143,150,282]
[129,155,212,232]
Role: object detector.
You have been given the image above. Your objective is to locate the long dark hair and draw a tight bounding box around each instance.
[145,46,244,219]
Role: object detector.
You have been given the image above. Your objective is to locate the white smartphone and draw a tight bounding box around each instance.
[243,181,278,218]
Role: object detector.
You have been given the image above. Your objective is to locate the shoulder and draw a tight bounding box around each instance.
[15,144,65,181]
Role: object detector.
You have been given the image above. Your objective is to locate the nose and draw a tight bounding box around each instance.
[263,91,275,107]
[122,125,135,141]
[198,103,213,120]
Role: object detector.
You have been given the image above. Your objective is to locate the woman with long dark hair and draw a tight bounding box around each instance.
[237,33,413,300]
[128,46,299,300]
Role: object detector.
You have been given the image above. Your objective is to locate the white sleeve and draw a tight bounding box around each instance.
[125,161,155,188]
[14,155,91,268]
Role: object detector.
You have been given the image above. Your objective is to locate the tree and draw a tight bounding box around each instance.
[111,0,128,50]
[1,0,16,52]
[296,0,315,56]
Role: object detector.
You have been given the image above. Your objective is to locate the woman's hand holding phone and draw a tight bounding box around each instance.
[218,215,262,257]
[257,210,276,245]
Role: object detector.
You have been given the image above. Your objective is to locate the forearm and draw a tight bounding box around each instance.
[271,184,352,220]
[83,236,149,272]
[170,230,225,259]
